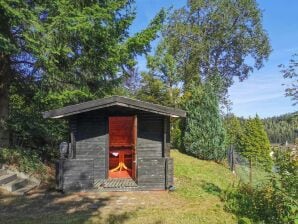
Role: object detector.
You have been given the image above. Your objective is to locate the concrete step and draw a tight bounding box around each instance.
[0,173,17,185]
[13,183,37,195]
[2,177,28,192]
[0,169,7,176]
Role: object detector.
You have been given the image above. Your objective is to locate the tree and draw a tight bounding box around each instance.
[183,76,226,161]
[273,147,298,201]
[262,112,298,144]
[36,1,165,97]
[280,54,298,105]
[163,0,271,91]
[1,0,165,149]
[136,72,176,106]
[224,114,243,146]
[237,116,272,184]
[0,0,41,147]
[145,40,181,106]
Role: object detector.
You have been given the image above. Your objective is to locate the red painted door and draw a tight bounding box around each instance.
[131,115,137,180]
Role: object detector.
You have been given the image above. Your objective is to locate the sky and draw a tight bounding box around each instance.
[131,0,298,118]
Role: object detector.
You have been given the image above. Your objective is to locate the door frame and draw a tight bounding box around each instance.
[106,115,137,180]
[131,115,137,181]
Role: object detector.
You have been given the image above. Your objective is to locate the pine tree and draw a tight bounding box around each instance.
[1,0,165,149]
[0,0,41,147]
[183,76,226,161]
[224,114,242,146]
[237,116,272,184]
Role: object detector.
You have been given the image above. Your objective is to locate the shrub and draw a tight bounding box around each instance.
[224,183,297,224]
[238,217,252,224]
[0,148,46,179]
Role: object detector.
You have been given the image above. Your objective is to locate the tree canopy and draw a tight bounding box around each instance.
[280,54,298,105]
[237,116,272,169]
[262,112,298,144]
[0,0,165,152]
[162,0,271,91]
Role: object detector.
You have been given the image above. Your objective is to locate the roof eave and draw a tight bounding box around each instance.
[42,96,186,119]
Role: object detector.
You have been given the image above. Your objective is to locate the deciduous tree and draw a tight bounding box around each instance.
[164,0,271,91]
[280,54,298,105]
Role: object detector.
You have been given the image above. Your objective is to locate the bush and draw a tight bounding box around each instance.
[0,148,46,179]
[171,119,183,150]
[224,183,297,224]
[238,217,252,224]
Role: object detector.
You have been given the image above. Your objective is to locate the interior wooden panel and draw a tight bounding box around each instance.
[109,116,134,147]
[109,116,136,179]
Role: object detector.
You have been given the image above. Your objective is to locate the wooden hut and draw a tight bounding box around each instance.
[43,96,186,191]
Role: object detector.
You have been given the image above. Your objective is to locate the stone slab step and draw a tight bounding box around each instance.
[0,173,17,185]
[1,177,28,192]
[0,169,7,176]
[13,183,37,195]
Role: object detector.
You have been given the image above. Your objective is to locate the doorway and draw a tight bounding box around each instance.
[108,116,137,179]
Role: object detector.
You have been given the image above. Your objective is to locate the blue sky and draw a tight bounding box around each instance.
[132,0,298,118]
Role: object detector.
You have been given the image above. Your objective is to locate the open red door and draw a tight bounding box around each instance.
[131,115,137,180]
[108,116,137,179]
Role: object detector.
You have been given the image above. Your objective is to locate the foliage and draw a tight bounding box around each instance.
[280,54,298,105]
[35,0,165,96]
[1,0,165,152]
[224,114,243,146]
[144,39,181,106]
[136,72,176,106]
[171,119,183,150]
[238,217,252,224]
[262,112,298,144]
[0,148,46,178]
[225,145,297,224]
[183,76,226,161]
[163,0,271,91]
[224,183,297,224]
[273,147,298,202]
[237,116,272,170]
[0,0,42,146]
[8,79,68,156]
[136,38,181,107]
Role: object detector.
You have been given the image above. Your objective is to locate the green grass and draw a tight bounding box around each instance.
[0,150,238,224]
[234,163,272,187]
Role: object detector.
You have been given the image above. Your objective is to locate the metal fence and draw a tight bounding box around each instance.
[227,147,271,186]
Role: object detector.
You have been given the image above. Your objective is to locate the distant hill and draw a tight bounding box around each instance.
[262,112,298,144]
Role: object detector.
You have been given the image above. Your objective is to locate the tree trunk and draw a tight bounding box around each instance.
[0,53,11,148]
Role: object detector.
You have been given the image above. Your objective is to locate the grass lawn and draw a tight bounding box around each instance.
[0,150,237,224]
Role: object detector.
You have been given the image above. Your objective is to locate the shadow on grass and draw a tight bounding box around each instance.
[0,189,140,224]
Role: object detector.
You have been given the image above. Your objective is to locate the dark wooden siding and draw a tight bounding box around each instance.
[166,158,174,188]
[137,158,165,189]
[163,117,171,158]
[64,107,174,191]
[137,113,163,158]
[57,159,94,191]
[71,111,107,180]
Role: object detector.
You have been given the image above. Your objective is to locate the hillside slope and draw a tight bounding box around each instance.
[0,150,237,224]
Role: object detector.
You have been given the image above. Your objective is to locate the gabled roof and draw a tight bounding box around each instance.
[42,96,186,119]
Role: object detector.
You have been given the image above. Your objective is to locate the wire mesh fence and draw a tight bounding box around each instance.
[227,147,272,186]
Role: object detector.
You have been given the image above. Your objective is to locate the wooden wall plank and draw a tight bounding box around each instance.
[59,159,94,191]
[137,158,166,189]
